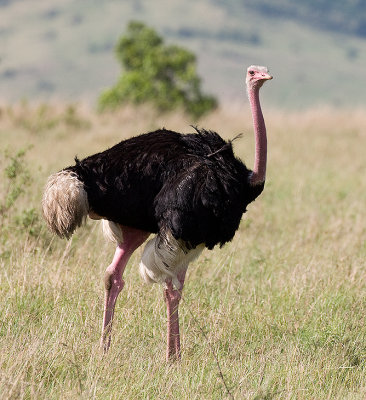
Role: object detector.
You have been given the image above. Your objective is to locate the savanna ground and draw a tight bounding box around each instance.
[1,102,366,399]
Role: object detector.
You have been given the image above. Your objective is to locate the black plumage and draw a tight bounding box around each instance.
[66,128,264,249]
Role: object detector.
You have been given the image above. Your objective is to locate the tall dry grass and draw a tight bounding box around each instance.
[1,102,366,399]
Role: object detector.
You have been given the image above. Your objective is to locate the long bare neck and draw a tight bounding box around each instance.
[248,86,267,186]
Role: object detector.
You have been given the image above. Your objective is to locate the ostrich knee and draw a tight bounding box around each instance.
[101,263,125,351]
[104,264,125,294]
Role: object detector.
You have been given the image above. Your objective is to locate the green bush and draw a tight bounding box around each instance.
[0,148,43,247]
[98,21,217,119]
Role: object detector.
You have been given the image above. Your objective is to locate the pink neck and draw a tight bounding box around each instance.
[248,86,267,186]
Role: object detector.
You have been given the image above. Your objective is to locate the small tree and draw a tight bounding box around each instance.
[98,21,217,119]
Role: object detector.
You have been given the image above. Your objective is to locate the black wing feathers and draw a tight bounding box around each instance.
[154,130,255,248]
[67,128,263,248]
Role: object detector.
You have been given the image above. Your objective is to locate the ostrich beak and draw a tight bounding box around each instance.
[263,73,273,80]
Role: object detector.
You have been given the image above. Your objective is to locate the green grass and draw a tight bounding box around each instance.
[1,103,366,398]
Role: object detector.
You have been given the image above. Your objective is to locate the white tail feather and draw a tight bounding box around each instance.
[139,231,204,288]
[102,220,123,244]
[42,170,89,239]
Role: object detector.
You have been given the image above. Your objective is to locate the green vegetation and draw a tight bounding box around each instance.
[98,21,217,119]
[1,103,366,398]
[0,147,42,250]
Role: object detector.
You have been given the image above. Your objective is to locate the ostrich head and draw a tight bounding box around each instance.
[246,65,273,90]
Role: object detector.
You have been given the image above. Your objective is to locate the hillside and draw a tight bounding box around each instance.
[232,0,366,38]
[1,0,366,108]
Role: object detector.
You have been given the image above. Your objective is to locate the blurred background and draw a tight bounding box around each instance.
[1,0,366,109]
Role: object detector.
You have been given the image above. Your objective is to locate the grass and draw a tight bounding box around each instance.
[1,102,366,398]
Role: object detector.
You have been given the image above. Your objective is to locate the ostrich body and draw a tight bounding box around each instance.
[42,66,272,360]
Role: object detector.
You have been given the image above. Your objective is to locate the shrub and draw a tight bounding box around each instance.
[98,21,217,119]
[0,148,43,247]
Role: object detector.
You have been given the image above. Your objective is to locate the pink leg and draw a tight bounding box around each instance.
[164,269,187,361]
[101,226,149,352]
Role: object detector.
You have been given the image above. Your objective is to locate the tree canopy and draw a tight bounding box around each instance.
[98,21,217,119]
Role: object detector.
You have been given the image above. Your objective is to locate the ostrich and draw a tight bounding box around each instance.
[42,65,272,361]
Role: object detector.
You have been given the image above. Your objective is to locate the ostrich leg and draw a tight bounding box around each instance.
[101,226,149,351]
[164,269,187,361]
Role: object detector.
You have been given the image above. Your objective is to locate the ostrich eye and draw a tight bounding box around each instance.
[249,70,255,76]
